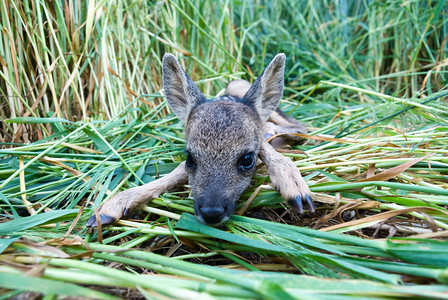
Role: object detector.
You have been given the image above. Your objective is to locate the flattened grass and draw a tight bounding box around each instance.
[1,0,448,298]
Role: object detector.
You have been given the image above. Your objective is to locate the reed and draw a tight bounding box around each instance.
[1,0,447,298]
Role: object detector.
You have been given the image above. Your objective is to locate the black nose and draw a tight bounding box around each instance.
[195,198,233,225]
[199,206,226,224]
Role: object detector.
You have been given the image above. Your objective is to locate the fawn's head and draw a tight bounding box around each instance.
[162,53,285,225]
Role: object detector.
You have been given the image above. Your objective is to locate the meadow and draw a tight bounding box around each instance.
[1,0,448,298]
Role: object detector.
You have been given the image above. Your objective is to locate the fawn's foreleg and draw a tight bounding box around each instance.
[86,162,188,227]
[258,139,314,213]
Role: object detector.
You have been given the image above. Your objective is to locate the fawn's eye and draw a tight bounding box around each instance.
[185,151,197,170]
[238,152,255,171]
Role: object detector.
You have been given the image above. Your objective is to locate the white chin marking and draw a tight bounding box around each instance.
[196,215,206,224]
[219,215,230,224]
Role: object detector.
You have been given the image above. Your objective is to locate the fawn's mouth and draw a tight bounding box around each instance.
[194,198,235,226]
[196,214,230,226]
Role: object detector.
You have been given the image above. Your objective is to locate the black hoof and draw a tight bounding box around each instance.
[86,214,116,228]
[123,208,130,217]
[288,194,315,214]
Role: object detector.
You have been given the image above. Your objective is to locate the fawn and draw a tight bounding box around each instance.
[87,53,314,227]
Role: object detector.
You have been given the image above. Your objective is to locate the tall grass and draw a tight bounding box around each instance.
[1,1,447,142]
[1,0,448,299]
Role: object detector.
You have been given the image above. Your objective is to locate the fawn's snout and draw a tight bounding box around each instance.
[194,196,234,225]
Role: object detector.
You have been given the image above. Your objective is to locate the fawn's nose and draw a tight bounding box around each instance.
[195,198,233,225]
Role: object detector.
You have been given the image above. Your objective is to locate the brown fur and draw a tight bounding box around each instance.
[185,100,263,224]
[225,80,252,98]
[87,53,313,227]
[87,162,188,226]
[259,140,313,213]
[226,78,307,148]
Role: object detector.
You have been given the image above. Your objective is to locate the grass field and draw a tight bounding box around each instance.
[1,0,448,299]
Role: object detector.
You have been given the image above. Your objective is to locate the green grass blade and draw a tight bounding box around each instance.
[0,272,118,299]
[0,209,79,235]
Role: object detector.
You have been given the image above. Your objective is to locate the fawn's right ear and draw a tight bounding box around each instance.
[162,54,206,124]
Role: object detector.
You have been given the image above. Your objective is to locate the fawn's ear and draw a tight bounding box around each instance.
[162,54,205,124]
[243,54,286,122]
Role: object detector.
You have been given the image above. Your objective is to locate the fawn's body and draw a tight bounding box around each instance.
[87,54,313,227]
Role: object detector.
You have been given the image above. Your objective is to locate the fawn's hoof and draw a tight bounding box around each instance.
[86,207,131,228]
[288,194,315,214]
[86,214,116,228]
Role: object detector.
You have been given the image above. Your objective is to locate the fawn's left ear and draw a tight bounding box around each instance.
[243,53,286,122]
[162,53,206,124]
